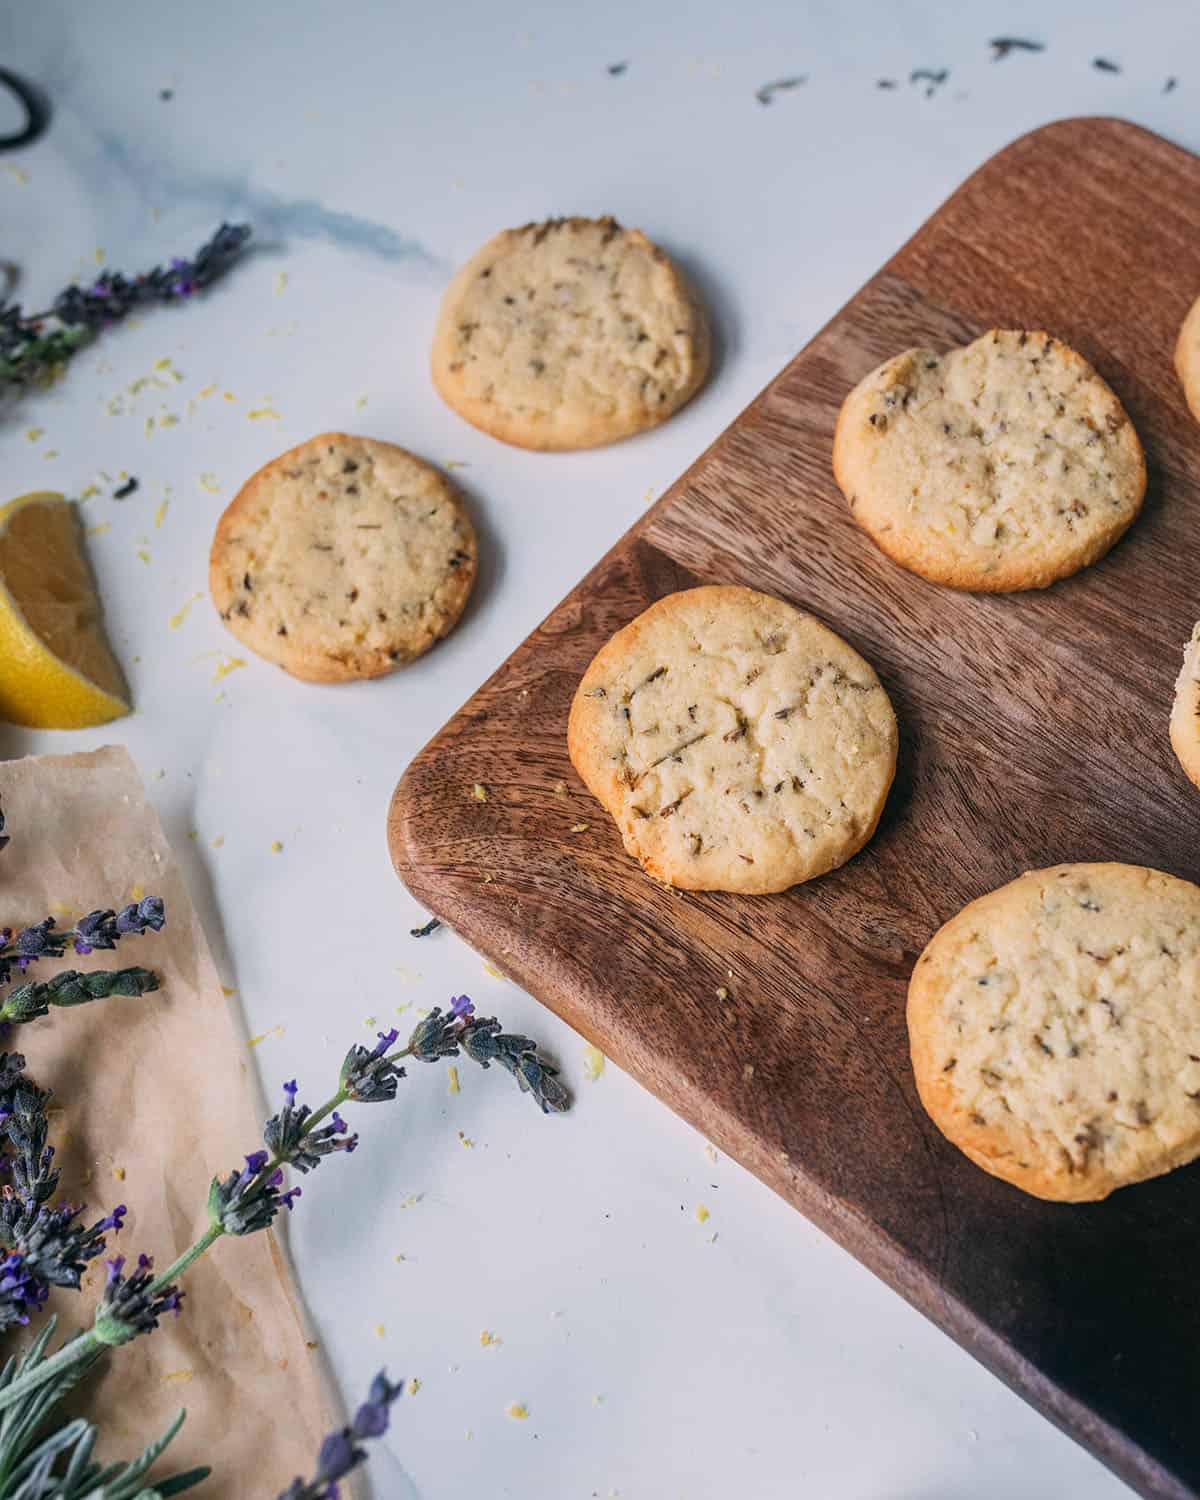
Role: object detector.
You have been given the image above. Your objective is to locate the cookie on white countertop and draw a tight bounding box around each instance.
[209,433,476,683]
[431,216,710,450]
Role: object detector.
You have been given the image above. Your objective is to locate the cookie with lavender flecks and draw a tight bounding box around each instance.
[209,434,476,683]
[567,585,897,894]
[833,330,1145,591]
[431,216,710,450]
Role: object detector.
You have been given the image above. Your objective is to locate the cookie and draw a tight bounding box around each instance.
[909,863,1200,1202]
[431,216,710,450]
[1175,294,1200,424]
[1170,622,1200,791]
[210,434,476,683]
[567,585,897,894]
[833,330,1146,591]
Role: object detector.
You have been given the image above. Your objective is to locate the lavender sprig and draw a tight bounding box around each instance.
[0,1054,128,1331]
[0,897,165,985]
[0,797,9,854]
[277,1370,403,1500]
[92,1253,183,1347]
[0,223,251,389]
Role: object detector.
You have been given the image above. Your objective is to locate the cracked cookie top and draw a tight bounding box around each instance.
[209,433,476,683]
[833,330,1145,591]
[431,216,710,451]
[567,585,897,893]
[909,863,1200,1202]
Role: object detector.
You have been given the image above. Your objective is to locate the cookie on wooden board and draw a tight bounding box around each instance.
[1170,621,1200,790]
[209,433,476,684]
[431,216,710,450]
[833,330,1146,591]
[909,863,1200,1202]
[1175,294,1200,424]
[567,585,898,894]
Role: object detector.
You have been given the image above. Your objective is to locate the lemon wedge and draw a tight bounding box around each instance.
[0,491,130,728]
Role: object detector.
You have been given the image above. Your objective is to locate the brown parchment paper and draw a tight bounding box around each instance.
[0,746,332,1496]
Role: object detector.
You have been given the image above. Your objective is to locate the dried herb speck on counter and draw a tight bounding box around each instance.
[755,75,806,106]
[1164,76,1178,94]
[876,77,898,89]
[410,915,442,939]
[910,67,949,97]
[606,61,628,76]
[113,476,139,499]
[1092,57,1121,73]
[989,37,1044,61]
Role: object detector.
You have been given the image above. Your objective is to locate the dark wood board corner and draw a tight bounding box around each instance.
[389,118,1200,1499]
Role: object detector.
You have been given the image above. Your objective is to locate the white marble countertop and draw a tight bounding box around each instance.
[4,1,1198,1495]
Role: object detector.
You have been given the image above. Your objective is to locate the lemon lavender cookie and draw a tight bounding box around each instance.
[567,585,897,893]
[431,216,710,450]
[210,433,476,683]
[909,863,1200,1202]
[833,330,1145,591]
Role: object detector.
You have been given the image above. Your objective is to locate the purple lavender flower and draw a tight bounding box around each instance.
[92,1250,183,1346]
[115,896,166,937]
[406,1000,474,1063]
[277,1369,402,1500]
[0,1251,48,1324]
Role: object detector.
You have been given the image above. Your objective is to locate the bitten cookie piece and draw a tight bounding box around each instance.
[833,330,1145,591]
[1175,294,1200,424]
[209,434,476,683]
[1170,622,1200,790]
[431,216,710,450]
[909,863,1200,1202]
[567,586,897,894]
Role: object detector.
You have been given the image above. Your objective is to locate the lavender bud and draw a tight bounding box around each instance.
[92,1252,183,1346]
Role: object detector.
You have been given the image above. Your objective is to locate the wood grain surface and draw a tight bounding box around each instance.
[388,118,1200,1499]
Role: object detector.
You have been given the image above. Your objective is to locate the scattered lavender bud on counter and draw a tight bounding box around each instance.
[409,914,442,938]
[606,61,628,76]
[1092,57,1121,73]
[989,37,1044,61]
[755,75,806,106]
[112,475,139,499]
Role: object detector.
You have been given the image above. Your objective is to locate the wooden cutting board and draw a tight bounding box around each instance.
[388,118,1200,1500]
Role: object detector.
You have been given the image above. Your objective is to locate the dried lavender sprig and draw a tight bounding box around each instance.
[92,1253,183,1348]
[0,896,165,984]
[0,1056,128,1331]
[0,223,251,389]
[0,966,159,1023]
[0,797,9,854]
[0,996,569,1414]
[277,1370,403,1500]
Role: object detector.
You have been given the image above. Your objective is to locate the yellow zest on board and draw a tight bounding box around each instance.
[154,499,169,528]
[355,394,368,409]
[270,839,284,853]
[130,884,145,901]
[24,428,42,442]
[553,780,568,797]
[458,1131,474,1149]
[158,413,179,429]
[85,522,111,537]
[135,548,151,565]
[112,1166,126,1182]
[79,484,100,501]
[223,391,236,401]
[704,1144,719,1165]
[374,1324,386,1339]
[305,1340,319,1350]
[93,247,105,264]
[247,1025,285,1049]
[161,1369,194,1384]
[444,459,469,470]
[212,654,246,682]
[506,1403,529,1420]
[248,406,281,421]
[221,986,236,997]
[0,493,131,728]
[407,1378,421,1396]
[42,449,59,460]
[695,1204,710,1224]
[169,592,205,630]
[4,164,29,185]
[479,1330,501,1347]
[583,1045,606,1082]
[198,383,217,398]
[743,1063,755,1080]
[482,962,504,981]
[400,1193,423,1210]
[447,1065,460,1095]
[469,783,488,801]
[198,472,220,492]
[569,822,589,833]
[274,272,288,295]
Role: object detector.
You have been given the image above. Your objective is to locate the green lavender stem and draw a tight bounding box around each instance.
[0,1048,413,1414]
